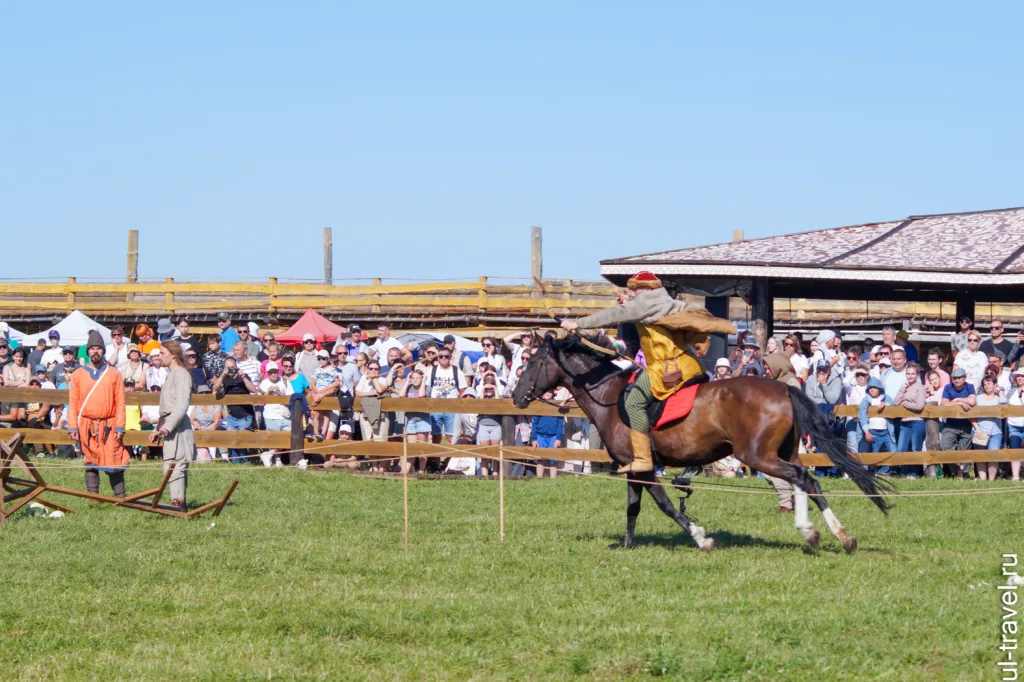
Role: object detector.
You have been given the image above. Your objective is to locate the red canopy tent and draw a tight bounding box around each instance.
[274,309,345,347]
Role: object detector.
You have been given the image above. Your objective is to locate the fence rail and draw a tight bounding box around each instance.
[0,278,617,317]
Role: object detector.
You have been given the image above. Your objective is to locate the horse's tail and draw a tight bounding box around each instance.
[787,386,892,515]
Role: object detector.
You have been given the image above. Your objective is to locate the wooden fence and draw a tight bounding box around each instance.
[0,279,616,317]
[4,388,1024,467]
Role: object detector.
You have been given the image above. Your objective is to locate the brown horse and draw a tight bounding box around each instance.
[511,334,890,554]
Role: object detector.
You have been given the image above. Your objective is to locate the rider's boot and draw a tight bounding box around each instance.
[621,430,655,475]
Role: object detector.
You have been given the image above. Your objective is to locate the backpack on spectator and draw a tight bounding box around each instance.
[428,364,461,395]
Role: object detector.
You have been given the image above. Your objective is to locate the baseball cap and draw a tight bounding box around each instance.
[302,333,316,343]
[217,312,231,321]
[340,423,353,433]
[349,324,361,333]
[951,368,967,378]
[62,346,75,355]
[443,334,457,344]
[878,357,892,367]
[48,330,61,339]
[871,345,882,356]
[149,349,161,358]
[33,364,47,373]
[316,349,329,359]
[265,361,280,372]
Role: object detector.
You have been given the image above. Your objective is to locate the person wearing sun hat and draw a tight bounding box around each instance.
[560,270,694,474]
[68,330,130,498]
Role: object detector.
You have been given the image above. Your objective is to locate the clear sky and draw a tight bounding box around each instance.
[3,2,1022,282]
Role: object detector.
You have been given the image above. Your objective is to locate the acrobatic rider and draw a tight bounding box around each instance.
[68,330,129,498]
[560,271,703,474]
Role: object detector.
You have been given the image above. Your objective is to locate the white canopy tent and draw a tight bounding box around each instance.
[19,311,114,347]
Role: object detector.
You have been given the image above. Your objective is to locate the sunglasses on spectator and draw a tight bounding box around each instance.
[482,342,493,348]
[438,354,451,359]
[878,351,890,356]
[969,337,981,343]
[783,341,794,347]
[368,365,380,371]
[304,340,315,344]
[992,326,1003,331]
[263,337,273,343]
[112,332,122,337]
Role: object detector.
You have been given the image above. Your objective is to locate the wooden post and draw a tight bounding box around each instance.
[955,298,976,326]
[126,229,139,303]
[66,277,76,310]
[733,229,744,242]
[289,406,304,466]
[531,226,543,281]
[323,227,333,285]
[372,277,382,313]
[705,296,729,365]
[477,276,488,313]
[750,279,773,352]
[402,428,409,553]
[164,277,174,310]
[498,443,505,544]
[268,277,278,313]
[531,226,543,311]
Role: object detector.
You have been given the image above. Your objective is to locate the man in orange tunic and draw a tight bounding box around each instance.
[68,330,129,498]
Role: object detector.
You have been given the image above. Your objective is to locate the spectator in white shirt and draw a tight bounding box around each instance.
[40,331,64,367]
[504,330,536,376]
[370,323,404,365]
[953,331,987,390]
[146,349,169,390]
[258,362,291,467]
[105,326,129,367]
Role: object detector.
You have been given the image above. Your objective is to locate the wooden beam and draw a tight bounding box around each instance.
[323,227,333,286]
[126,229,138,303]
[531,226,543,281]
[0,387,586,416]
[750,279,773,352]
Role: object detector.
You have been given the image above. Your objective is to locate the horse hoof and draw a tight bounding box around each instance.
[842,536,858,555]
[806,530,820,549]
[699,538,715,552]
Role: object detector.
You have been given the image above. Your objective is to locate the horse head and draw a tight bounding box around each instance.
[511,333,620,409]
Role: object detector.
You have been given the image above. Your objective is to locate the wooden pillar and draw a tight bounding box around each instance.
[705,296,729,365]
[750,279,773,352]
[955,297,976,325]
[288,405,305,466]
[268,277,278,314]
[531,226,543,281]
[323,227,333,285]
[371,277,382,313]
[164,277,174,310]
[126,229,139,303]
[477,276,488,312]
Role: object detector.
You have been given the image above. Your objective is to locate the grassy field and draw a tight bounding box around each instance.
[1,464,1019,681]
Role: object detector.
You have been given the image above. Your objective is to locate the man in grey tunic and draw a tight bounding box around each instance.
[150,340,195,508]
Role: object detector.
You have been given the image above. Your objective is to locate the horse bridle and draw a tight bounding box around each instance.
[521,334,629,410]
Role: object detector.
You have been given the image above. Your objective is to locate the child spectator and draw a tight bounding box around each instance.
[531,392,565,479]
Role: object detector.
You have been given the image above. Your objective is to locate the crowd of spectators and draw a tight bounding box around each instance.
[729,318,1023,481]
[4,310,1023,482]
[0,314,601,478]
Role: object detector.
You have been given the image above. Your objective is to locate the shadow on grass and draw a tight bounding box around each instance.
[581,530,827,553]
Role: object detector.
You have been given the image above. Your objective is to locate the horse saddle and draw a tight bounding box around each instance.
[619,372,707,431]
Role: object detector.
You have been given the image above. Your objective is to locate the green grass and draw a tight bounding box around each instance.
[1,465,1019,680]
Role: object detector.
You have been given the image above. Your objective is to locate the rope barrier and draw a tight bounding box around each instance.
[17,439,1024,498]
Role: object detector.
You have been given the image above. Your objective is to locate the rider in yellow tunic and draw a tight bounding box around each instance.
[561,271,704,474]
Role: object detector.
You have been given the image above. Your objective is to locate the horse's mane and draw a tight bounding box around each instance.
[548,333,632,384]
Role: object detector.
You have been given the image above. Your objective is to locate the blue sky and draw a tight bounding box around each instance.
[3,2,1022,282]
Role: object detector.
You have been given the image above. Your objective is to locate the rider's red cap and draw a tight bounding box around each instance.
[626,270,662,290]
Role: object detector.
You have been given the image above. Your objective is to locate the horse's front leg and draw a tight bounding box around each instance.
[637,472,714,551]
[610,479,643,549]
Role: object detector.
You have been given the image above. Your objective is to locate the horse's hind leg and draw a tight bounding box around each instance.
[610,480,644,550]
[800,472,857,554]
[744,455,823,549]
[636,472,714,552]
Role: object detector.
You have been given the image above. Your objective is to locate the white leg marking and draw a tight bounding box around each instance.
[794,489,811,530]
[821,508,845,538]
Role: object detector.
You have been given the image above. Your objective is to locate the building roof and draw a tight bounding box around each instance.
[601,206,1024,286]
